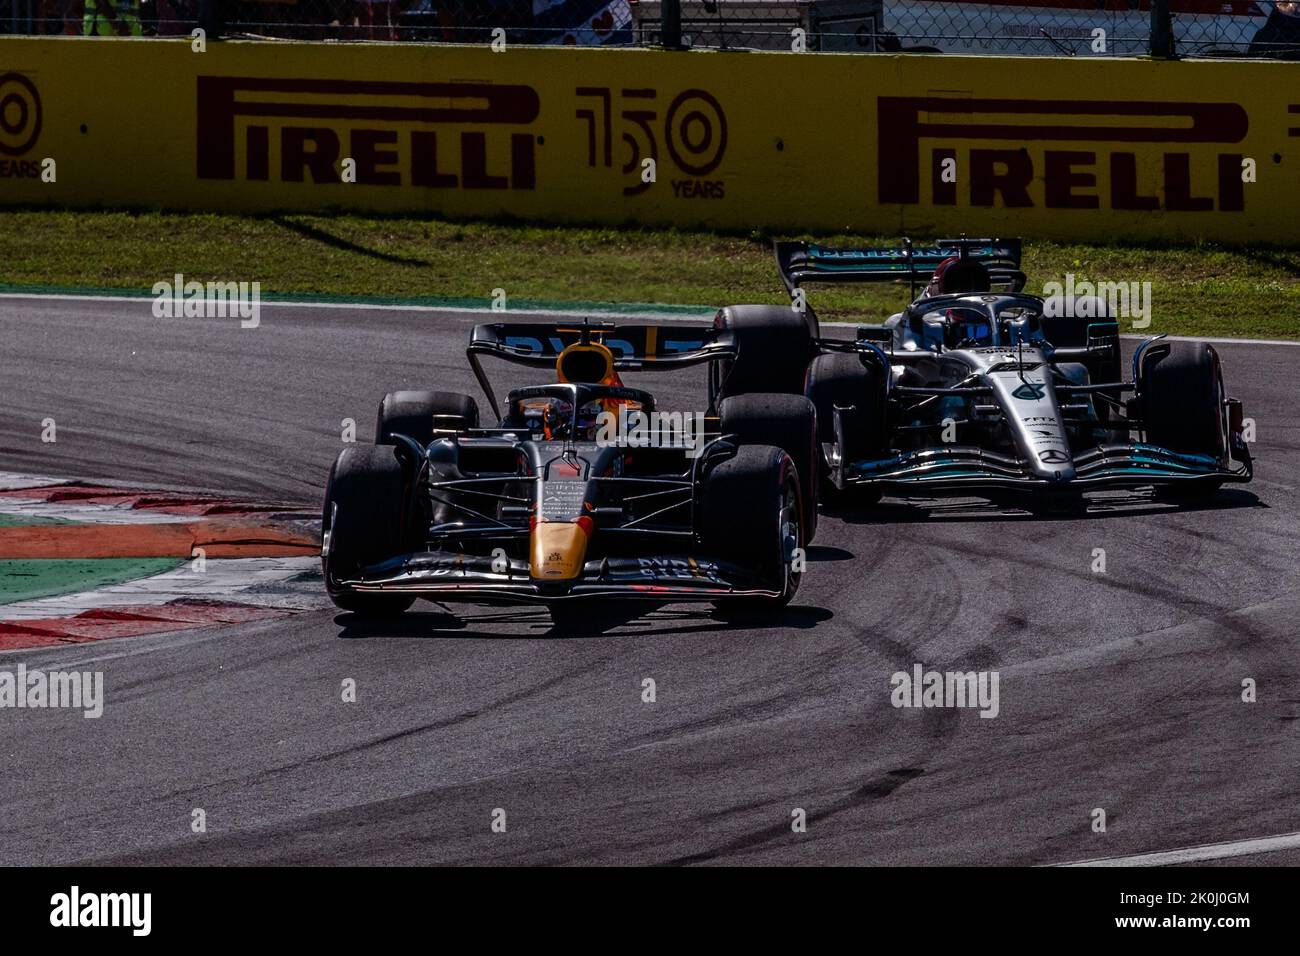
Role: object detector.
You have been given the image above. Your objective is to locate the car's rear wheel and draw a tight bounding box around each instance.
[713,305,815,399]
[804,352,887,502]
[1040,305,1123,397]
[323,444,417,616]
[718,393,818,542]
[701,445,802,607]
[377,390,479,446]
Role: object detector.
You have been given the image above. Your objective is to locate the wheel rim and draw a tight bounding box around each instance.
[779,480,802,596]
[1214,372,1229,462]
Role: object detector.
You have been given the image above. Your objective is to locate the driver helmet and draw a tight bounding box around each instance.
[942,306,994,348]
[924,256,993,297]
[518,397,572,440]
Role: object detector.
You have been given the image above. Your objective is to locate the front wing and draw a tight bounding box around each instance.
[328,551,785,604]
[838,442,1252,495]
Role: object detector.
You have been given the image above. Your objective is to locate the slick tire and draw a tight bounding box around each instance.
[1039,305,1123,394]
[718,392,819,543]
[322,444,417,616]
[713,305,815,399]
[702,444,803,607]
[1140,341,1226,458]
[1140,341,1227,501]
[377,390,480,446]
[804,352,886,503]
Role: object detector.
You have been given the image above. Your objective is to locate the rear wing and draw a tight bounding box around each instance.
[775,238,1024,298]
[466,319,734,419]
[468,320,733,369]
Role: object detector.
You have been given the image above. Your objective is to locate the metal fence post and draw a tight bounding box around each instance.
[199,0,222,40]
[661,0,683,49]
[1149,0,1175,58]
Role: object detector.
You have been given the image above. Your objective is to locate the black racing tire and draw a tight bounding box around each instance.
[1140,341,1226,458]
[376,390,479,446]
[804,352,886,501]
[718,392,818,543]
[322,444,417,616]
[1041,295,1111,337]
[713,305,815,399]
[1040,306,1122,391]
[701,444,803,606]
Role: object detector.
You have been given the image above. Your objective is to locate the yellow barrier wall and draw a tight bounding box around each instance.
[1,37,1294,241]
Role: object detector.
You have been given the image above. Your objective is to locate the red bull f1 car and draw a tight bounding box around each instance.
[321,320,822,616]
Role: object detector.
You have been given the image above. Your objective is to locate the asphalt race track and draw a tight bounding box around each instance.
[2,295,1298,866]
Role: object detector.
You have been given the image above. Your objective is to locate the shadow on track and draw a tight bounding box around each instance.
[334,601,833,640]
[333,544,842,638]
[825,487,1262,525]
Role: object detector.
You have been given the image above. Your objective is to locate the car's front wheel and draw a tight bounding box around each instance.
[322,444,417,616]
[701,444,803,607]
[1139,340,1227,500]
[717,392,818,543]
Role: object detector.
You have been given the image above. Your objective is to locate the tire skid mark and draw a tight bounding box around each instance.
[661,769,926,866]
[152,653,613,801]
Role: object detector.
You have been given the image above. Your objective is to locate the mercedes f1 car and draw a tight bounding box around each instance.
[321,320,822,616]
[710,237,1252,507]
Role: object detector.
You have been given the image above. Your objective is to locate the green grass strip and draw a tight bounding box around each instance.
[0,558,180,605]
[3,210,1297,339]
